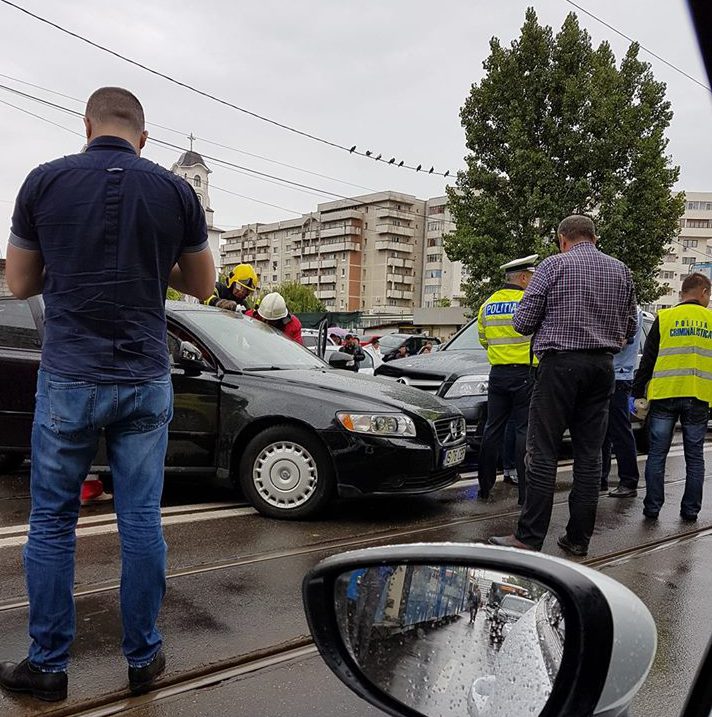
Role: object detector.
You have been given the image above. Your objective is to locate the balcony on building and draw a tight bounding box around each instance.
[315,289,337,299]
[387,273,415,285]
[256,252,270,261]
[320,241,360,253]
[242,254,255,262]
[302,275,319,285]
[376,207,415,222]
[376,224,414,237]
[386,257,415,270]
[376,240,414,254]
[319,225,361,239]
[386,289,415,300]
[319,274,337,284]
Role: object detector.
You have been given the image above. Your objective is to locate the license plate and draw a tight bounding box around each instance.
[443,445,466,468]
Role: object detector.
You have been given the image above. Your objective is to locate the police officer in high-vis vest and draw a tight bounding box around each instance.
[477,255,538,504]
[632,271,712,522]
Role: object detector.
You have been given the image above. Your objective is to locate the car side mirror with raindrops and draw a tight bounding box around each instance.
[303,544,657,717]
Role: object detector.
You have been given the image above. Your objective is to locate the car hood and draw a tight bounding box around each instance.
[377,350,491,379]
[224,367,461,419]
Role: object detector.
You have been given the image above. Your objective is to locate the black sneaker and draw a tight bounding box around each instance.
[599,483,609,493]
[680,513,698,523]
[643,510,659,520]
[0,659,67,702]
[128,651,166,695]
[609,486,638,498]
[556,534,588,557]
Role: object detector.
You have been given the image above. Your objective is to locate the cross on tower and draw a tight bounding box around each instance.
[188,133,196,151]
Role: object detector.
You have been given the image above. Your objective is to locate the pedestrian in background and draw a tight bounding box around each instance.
[632,273,712,522]
[1,87,215,701]
[342,334,366,372]
[602,307,644,497]
[490,215,637,557]
[476,255,538,505]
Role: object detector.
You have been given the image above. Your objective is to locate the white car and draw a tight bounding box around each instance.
[324,346,381,375]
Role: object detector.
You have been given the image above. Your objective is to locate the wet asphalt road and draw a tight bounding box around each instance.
[0,439,710,717]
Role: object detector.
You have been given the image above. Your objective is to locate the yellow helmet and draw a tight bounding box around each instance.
[226,263,259,292]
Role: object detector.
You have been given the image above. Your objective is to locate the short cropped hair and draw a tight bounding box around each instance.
[557,215,597,243]
[681,272,711,294]
[85,87,145,133]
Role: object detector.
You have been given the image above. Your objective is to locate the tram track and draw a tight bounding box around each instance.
[41,517,712,717]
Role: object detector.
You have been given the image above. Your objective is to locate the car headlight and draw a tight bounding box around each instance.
[336,412,417,437]
[443,375,489,398]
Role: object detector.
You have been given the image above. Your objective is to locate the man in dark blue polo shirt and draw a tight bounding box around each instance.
[1,87,215,701]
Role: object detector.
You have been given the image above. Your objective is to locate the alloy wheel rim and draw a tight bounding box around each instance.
[253,441,318,509]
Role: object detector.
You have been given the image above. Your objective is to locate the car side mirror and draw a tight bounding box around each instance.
[329,351,355,370]
[303,544,656,717]
[177,341,205,375]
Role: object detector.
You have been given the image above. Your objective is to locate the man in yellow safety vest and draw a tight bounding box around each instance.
[476,255,538,504]
[632,272,712,521]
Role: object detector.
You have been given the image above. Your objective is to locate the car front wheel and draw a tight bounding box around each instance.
[238,424,335,519]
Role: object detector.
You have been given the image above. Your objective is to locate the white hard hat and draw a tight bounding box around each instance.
[257,292,288,321]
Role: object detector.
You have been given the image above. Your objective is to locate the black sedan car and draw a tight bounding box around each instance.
[0,298,466,519]
[375,314,655,462]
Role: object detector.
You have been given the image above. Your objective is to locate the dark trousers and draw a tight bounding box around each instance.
[601,380,640,489]
[478,364,532,504]
[516,352,614,550]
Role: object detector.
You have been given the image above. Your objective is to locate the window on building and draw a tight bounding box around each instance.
[427,254,441,263]
[427,238,443,247]
[664,253,678,262]
[341,268,346,277]
[687,219,711,229]
[682,239,699,248]
[426,270,443,279]
[687,201,712,211]
[193,175,201,187]
[272,274,278,282]
[682,256,696,265]
[659,271,674,280]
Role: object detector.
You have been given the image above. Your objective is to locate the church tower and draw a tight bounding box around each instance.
[171,137,221,271]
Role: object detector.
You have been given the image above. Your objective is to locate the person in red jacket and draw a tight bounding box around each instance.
[246,292,303,345]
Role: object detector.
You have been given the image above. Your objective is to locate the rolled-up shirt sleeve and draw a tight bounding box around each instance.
[9,170,40,251]
[512,261,551,336]
[179,180,209,254]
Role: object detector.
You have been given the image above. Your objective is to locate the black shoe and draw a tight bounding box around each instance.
[609,486,638,498]
[488,534,536,551]
[680,513,698,523]
[128,651,165,695]
[0,659,67,702]
[643,510,659,520]
[503,475,518,485]
[599,483,609,493]
[556,534,588,557]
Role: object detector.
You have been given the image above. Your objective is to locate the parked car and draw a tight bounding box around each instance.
[488,594,535,644]
[0,298,466,519]
[379,333,441,360]
[375,313,655,461]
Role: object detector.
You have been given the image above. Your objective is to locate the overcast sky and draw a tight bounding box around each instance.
[1,0,709,256]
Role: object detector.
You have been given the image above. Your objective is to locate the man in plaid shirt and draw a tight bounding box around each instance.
[490,215,637,556]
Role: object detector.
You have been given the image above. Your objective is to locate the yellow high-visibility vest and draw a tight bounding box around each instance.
[477,288,534,366]
[647,303,712,404]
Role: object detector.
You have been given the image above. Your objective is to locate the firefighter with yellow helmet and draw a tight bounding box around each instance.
[204,263,259,311]
[476,254,538,505]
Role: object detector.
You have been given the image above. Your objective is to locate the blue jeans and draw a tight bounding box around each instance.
[25,369,173,671]
[643,397,707,517]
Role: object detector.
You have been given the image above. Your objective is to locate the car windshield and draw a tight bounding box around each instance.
[442,323,487,352]
[500,595,535,615]
[182,309,326,371]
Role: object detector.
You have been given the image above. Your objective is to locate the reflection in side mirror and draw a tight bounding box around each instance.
[334,565,562,717]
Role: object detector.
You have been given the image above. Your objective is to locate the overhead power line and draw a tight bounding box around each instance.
[0,72,377,193]
[0,0,456,177]
[564,0,712,93]
[0,84,437,223]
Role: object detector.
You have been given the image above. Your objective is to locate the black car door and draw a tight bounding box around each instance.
[165,321,221,472]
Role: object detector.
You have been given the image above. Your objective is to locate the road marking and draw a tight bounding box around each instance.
[0,506,257,549]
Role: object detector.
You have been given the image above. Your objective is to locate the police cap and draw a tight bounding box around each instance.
[500,254,538,273]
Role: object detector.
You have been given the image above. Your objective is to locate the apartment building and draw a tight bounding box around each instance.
[646,191,712,312]
[422,196,466,307]
[220,191,430,313]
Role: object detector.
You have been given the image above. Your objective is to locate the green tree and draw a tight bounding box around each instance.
[270,281,326,313]
[435,297,452,308]
[445,8,684,308]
